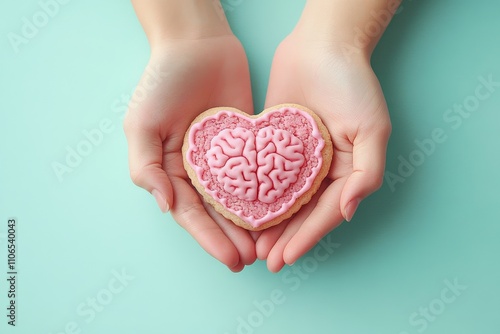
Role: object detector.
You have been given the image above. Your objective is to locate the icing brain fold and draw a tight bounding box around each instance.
[207,127,305,203]
[187,107,325,228]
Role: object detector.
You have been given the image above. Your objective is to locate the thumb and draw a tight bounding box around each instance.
[340,125,391,221]
[124,122,173,213]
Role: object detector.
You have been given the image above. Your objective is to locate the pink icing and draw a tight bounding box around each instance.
[207,127,305,203]
[186,106,324,228]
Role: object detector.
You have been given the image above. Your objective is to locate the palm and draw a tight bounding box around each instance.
[124,35,257,271]
[258,35,391,271]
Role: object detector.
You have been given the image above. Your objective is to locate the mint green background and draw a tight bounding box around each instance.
[1,1,499,333]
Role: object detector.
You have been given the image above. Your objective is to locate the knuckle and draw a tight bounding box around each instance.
[129,169,144,187]
[375,176,384,191]
[175,202,208,227]
[370,173,384,191]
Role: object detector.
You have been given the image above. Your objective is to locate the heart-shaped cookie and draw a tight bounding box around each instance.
[182,104,333,231]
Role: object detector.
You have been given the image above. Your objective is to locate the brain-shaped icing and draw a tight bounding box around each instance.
[185,106,325,229]
[207,127,305,204]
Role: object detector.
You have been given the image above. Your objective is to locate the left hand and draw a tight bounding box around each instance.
[257,32,392,272]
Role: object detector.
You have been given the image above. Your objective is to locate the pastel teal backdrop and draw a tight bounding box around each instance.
[0,1,499,333]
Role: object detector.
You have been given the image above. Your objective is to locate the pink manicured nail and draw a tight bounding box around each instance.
[344,198,361,222]
[152,189,169,213]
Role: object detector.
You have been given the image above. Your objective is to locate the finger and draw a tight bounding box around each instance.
[340,126,391,221]
[123,122,173,213]
[204,203,257,266]
[266,219,303,273]
[170,177,240,268]
[229,261,245,273]
[249,231,262,242]
[283,178,346,265]
[255,222,288,260]
[265,188,325,272]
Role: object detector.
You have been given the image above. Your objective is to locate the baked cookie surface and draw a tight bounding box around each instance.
[182,104,333,231]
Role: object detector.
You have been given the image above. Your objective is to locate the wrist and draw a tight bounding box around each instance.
[132,0,233,46]
[294,0,401,59]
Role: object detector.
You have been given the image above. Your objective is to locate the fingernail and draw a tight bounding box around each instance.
[152,189,169,213]
[344,198,361,222]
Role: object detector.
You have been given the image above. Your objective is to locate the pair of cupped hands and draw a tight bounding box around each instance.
[123,27,391,273]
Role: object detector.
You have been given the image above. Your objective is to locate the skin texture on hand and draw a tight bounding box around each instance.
[256,0,397,272]
[125,0,258,272]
